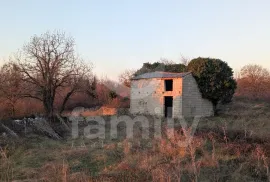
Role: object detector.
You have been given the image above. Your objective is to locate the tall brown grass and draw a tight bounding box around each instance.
[0,146,13,181]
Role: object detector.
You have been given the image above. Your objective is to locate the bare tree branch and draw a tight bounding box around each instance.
[14,31,93,121]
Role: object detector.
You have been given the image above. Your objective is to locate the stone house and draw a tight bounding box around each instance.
[130,71,214,117]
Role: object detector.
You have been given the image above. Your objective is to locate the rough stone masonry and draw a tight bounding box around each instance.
[130,71,214,118]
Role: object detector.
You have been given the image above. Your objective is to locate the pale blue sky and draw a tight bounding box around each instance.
[0,0,269,80]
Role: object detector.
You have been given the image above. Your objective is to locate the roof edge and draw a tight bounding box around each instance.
[131,71,192,80]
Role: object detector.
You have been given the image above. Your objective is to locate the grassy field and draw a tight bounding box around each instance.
[0,98,269,182]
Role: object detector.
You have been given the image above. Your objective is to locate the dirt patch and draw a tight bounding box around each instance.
[81,107,117,116]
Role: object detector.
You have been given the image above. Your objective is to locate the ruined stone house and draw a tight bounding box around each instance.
[130,71,214,117]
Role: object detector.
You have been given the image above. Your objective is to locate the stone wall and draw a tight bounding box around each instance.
[130,74,214,117]
[182,74,214,117]
[130,78,183,117]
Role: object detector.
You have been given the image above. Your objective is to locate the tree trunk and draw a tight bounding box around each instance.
[44,97,54,122]
[60,90,75,115]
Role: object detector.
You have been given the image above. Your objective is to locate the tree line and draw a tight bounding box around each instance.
[236,64,270,100]
[119,59,270,110]
[120,58,237,112]
[1,31,269,120]
[0,31,126,121]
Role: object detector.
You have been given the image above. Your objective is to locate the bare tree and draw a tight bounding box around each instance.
[58,63,94,114]
[160,58,175,65]
[0,62,24,117]
[238,64,270,98]
[180,54,190,66]
[240,64,269,80]
[16,31,92,121]
[118,69,136,88]
[84,75,97,99]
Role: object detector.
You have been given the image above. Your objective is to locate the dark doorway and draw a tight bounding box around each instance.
[164,96,173,118]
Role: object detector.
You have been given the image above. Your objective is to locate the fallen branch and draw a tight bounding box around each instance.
[0,124,18,138]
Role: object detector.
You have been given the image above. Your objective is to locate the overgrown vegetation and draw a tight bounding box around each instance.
[236,64,270,101]
[187,57,237,111]
[134,60,186,76]
[0,31,130,120]
[0,31,270,182]
[0,98,269,181]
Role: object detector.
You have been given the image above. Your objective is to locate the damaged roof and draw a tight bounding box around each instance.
[132,71,191,80]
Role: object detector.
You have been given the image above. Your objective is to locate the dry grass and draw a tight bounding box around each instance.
[0,98,269,181]
[0,134,269,181]
[81,107,117,117]
[62,106,117,117]
[0,146,14,181]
